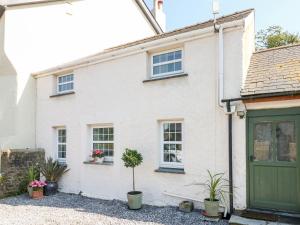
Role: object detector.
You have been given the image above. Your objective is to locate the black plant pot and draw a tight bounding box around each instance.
[44,181,58,196]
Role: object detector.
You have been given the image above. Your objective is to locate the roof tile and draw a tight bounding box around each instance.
[241,44,300,96]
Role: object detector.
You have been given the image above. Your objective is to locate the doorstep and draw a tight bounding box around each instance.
[229,215,291,225]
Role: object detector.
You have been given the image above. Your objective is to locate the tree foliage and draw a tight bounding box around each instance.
[122,148,143,191]
[256,25,300,49]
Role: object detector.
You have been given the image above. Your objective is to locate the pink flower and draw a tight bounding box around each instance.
[29,180,47,188]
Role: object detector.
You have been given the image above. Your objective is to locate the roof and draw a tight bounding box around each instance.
[106,8,254,52]
[33,8,254,76]
[0,0,163,34]
[241,44,300,96]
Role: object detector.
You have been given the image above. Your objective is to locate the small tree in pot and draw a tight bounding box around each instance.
[41,157,69,196]
[122,148,143,210]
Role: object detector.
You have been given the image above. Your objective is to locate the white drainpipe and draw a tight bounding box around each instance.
[218,25,224,107]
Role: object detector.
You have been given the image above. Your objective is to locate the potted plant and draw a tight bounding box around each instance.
[92,149,105,163]
[121,148,143,210]
[27,166,39,197]
[40,157,69,196]
[197,170,229,217]
[29,180,47,200]
[204,171,229,217]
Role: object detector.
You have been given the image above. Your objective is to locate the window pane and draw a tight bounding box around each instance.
[167,52,174,61]
[167,63,175,72]
[170,123,176,132]
[153,55,159,64]
[163,123,169,132]
[276,122,296,162]
[175,62,182,71]
[176,133,182,141]
[176,123,182,132]
[164,133,170,141]
[169,133,176,141]
[153,66,160,75]
[175,50,182,60]
[254,123,272,161]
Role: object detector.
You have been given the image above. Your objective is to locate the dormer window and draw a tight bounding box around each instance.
[152,49,183,77]
[57,74,74,93]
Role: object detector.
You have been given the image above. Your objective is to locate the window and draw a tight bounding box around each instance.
[152,50,183,77]
[161,122,183,168]
[57,128,67,164]
[57,74,74,93]
[92,126,114,162]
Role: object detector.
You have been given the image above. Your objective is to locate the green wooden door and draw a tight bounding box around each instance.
[248,111,300,212]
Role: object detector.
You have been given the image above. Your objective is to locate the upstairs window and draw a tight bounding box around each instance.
[152,50,183,77]
[57,74,74,93]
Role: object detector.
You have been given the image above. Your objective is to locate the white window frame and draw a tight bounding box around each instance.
[151,48,184,78]
[91,125,114,162]
[57,74,74,94]
[160,121,184,169]
[57,128,67,164]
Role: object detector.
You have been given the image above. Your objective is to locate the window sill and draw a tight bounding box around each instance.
[155,167,185,174]
[50,91,75,98]
[143,73,188,83]
[83,161,113,166]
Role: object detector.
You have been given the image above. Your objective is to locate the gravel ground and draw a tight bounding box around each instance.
[0,193,229,225]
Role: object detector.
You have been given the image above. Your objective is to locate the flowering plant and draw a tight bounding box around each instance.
[29,180,47,191]
[92,149,104,158]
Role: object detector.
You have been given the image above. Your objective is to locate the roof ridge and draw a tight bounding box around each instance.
[254,43,300,54]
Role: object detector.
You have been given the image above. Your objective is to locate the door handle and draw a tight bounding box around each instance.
[249,155,256,162]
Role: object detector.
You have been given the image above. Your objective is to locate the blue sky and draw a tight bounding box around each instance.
[144,0,300,34]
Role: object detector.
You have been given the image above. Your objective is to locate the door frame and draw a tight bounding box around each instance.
[246,107,300,212]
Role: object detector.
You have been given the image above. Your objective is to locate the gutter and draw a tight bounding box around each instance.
[1,0,70,7]
[221,90,300,103]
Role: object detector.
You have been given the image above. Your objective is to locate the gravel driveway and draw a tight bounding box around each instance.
[0,193,228,225]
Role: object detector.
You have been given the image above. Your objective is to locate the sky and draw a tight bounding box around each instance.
[144,0,300,34]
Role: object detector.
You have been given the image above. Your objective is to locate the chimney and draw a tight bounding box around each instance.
[152,0,166,32]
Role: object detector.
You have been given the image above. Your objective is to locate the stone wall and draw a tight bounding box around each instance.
[0,149,45,198]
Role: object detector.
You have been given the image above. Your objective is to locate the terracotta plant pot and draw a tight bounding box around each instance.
[32,188,44,200]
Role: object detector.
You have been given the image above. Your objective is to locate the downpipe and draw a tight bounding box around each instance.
[215,24,234,214]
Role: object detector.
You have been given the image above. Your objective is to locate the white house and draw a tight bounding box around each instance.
[0,0,163,150]
[3,0,300,215]
[33,8,257,212]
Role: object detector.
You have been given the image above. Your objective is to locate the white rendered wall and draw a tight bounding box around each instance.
[36,17,255,209]
[0,0,156,150]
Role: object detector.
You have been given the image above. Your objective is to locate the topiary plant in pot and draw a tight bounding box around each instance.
[122,148,143,210]
[40,157,69,196]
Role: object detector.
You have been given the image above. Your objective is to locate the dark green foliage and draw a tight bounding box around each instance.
[122,149,143,168]
[256,26,300,49]
[40,157,69,182]
[122,148,143,191]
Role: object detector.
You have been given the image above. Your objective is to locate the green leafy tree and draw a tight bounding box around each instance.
[256,25,300,49]
[122,148,143,191]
